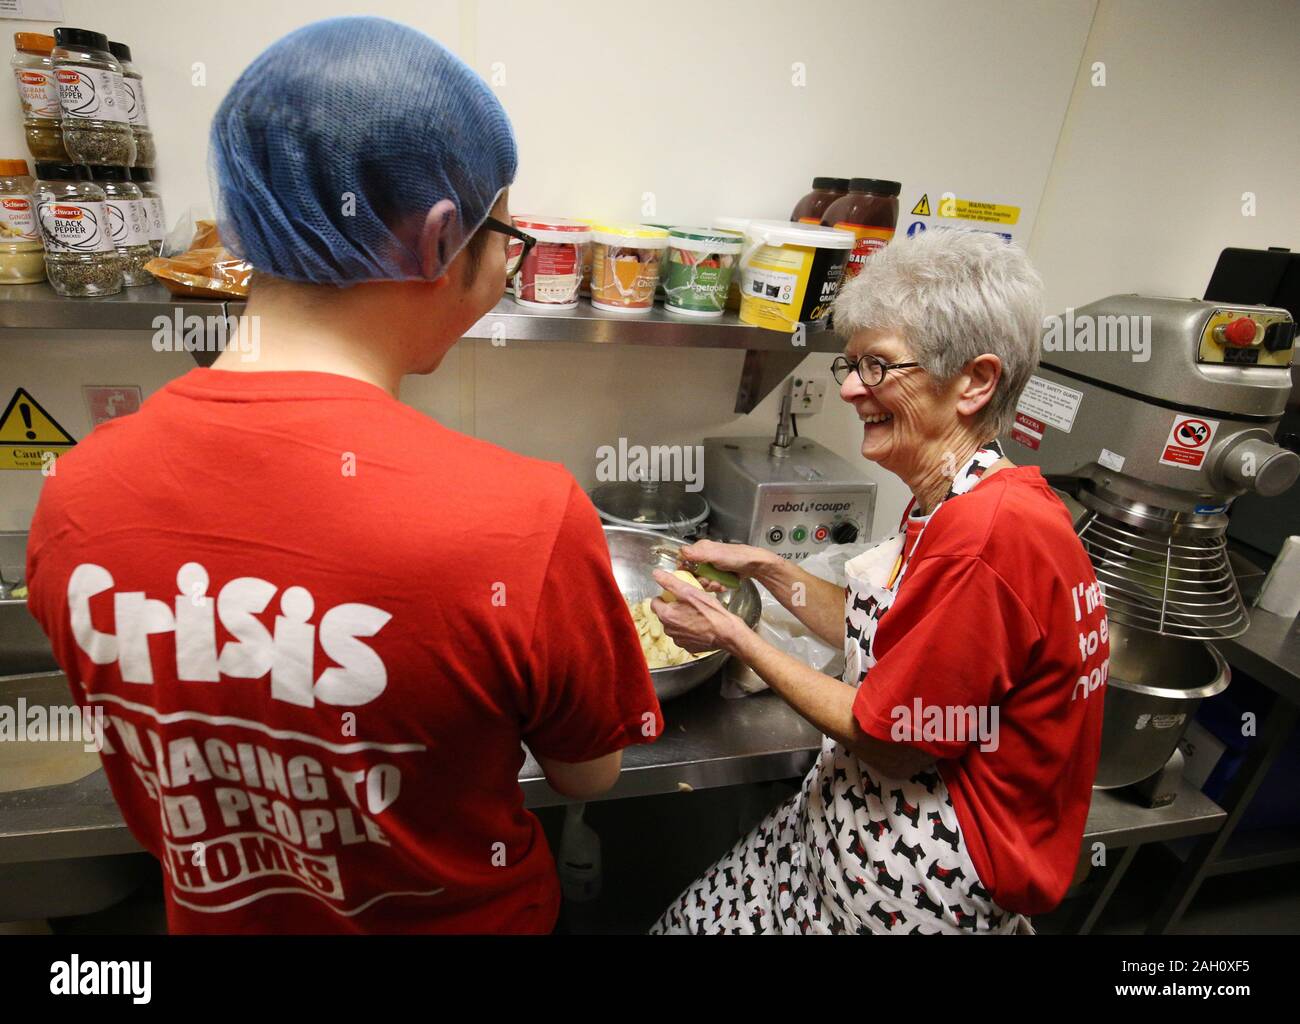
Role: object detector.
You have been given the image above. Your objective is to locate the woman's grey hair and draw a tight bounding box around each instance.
[832,230,1044,437]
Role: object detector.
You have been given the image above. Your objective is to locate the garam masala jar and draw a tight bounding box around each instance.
[34,160,122,296]
[10,33,68,162]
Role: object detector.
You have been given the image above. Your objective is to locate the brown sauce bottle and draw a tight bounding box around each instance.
[821,177,901,278]
[791,176,848,225]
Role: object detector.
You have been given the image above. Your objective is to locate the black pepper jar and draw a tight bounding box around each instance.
[33,160,123,296]
[51,27,136,167]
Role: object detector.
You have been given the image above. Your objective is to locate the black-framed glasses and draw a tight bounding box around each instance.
[830,353,921,387]
[480,216,536,279]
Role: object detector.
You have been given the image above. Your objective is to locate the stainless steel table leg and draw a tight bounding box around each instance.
[1076,843,1139,935]
[1147,696,1299,934]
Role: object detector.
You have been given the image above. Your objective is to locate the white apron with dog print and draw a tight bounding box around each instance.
[652,442,1030,935]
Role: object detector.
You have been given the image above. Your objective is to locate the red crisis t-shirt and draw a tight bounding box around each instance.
[852,466,1107,916]
[26,368,662,934]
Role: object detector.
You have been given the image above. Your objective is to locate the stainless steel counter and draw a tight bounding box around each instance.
[1217,606,1300,704]
[0,679,1225,868]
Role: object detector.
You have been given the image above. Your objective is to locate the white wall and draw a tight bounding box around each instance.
[1029,0,1300,313]
[28,0,1280,541]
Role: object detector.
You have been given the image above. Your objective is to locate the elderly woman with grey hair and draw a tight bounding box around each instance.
[650,231,1108,935]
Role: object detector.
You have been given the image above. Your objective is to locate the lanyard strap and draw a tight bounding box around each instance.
[887,441,1005,589]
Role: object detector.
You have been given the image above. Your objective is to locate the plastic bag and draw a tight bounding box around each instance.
[722,541,876,698]
[144,211,253,299]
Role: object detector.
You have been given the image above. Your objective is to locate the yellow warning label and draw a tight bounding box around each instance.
[0,387,75,470]
[937,198,1020,225]
[910,194,931,217]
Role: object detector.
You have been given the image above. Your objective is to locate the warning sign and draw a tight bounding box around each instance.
[0,387,76,471]
[1010,411,1043,450]
[937,197,1020,225]
[910,194,931,217]
[1160,414,1218,470]
[83,384,142,426]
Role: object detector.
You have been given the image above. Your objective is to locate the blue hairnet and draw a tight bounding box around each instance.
[209,16,517,285]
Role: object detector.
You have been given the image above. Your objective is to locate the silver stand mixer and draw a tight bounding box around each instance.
[1010,294,1298,805]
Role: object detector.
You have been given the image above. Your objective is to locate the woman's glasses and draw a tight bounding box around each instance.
[480,216,536,280]
[830,353,921,387]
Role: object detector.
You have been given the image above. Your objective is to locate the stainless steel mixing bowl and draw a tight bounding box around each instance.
[604,525,761,700]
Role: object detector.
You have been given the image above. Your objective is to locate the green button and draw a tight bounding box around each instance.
[791,526,808,543]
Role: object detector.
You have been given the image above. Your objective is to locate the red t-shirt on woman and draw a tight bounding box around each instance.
[852,466,1107,915]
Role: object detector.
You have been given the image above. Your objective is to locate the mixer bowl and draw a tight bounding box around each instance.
[1094,621,1230,789]
[603,526,761,700]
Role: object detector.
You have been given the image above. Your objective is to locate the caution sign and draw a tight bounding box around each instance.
[910,194,931,217]
[937,197,1020,225]
[0,387,76,470]
[1159,414,1217,470]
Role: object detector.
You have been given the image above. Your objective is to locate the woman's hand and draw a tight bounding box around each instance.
[651,569,748,654]
[677,539,776,593]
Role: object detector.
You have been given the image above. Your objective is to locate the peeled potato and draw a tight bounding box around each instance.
[659,569,704,603]
[627,589,714,669]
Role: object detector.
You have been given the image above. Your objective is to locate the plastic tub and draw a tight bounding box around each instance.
[589,223,668,313]
[712,216,751,311]
[738,219,854,333]
[511,215,589,309]
[662,227,743,318]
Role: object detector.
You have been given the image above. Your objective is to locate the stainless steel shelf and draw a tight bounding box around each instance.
[2,284,832,409]
[0,281,224,330]
[1,282,836,353]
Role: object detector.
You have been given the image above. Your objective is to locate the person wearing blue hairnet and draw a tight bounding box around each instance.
[25,16,662,935]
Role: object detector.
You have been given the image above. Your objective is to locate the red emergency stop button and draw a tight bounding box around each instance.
[1224,317,1257,346]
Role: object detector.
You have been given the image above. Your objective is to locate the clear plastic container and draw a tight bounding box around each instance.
[588,223,668,313]
[51,27,135,167]
[0,157,45,284]
[130,165,165,254]
[108,41,154,167]
[33,161,122,296]
[11,32,68,162]
[91,164,153,285]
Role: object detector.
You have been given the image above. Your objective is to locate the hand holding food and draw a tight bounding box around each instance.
[676,539,775,592]
[629,591,710,668]
[650,568,745,656]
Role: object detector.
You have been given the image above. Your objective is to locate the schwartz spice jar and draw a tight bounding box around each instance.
[511,216,589,309]
[589,223,668,313]
[51,27,135,167]
[92,164,154,285]
[0,158,45,284]
[34,161,122,296]
[662,227,743,317]
[11,33,68,162]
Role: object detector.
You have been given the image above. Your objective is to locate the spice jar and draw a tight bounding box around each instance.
[107,41,154,168]
[589,223,668,313]
[0,158,46,284]
[130,166,165,253]
[11,33,69,161]
[34,161,122,296]
[511,216,589,309]
[51,27,135,167]
[91,165,153,285]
